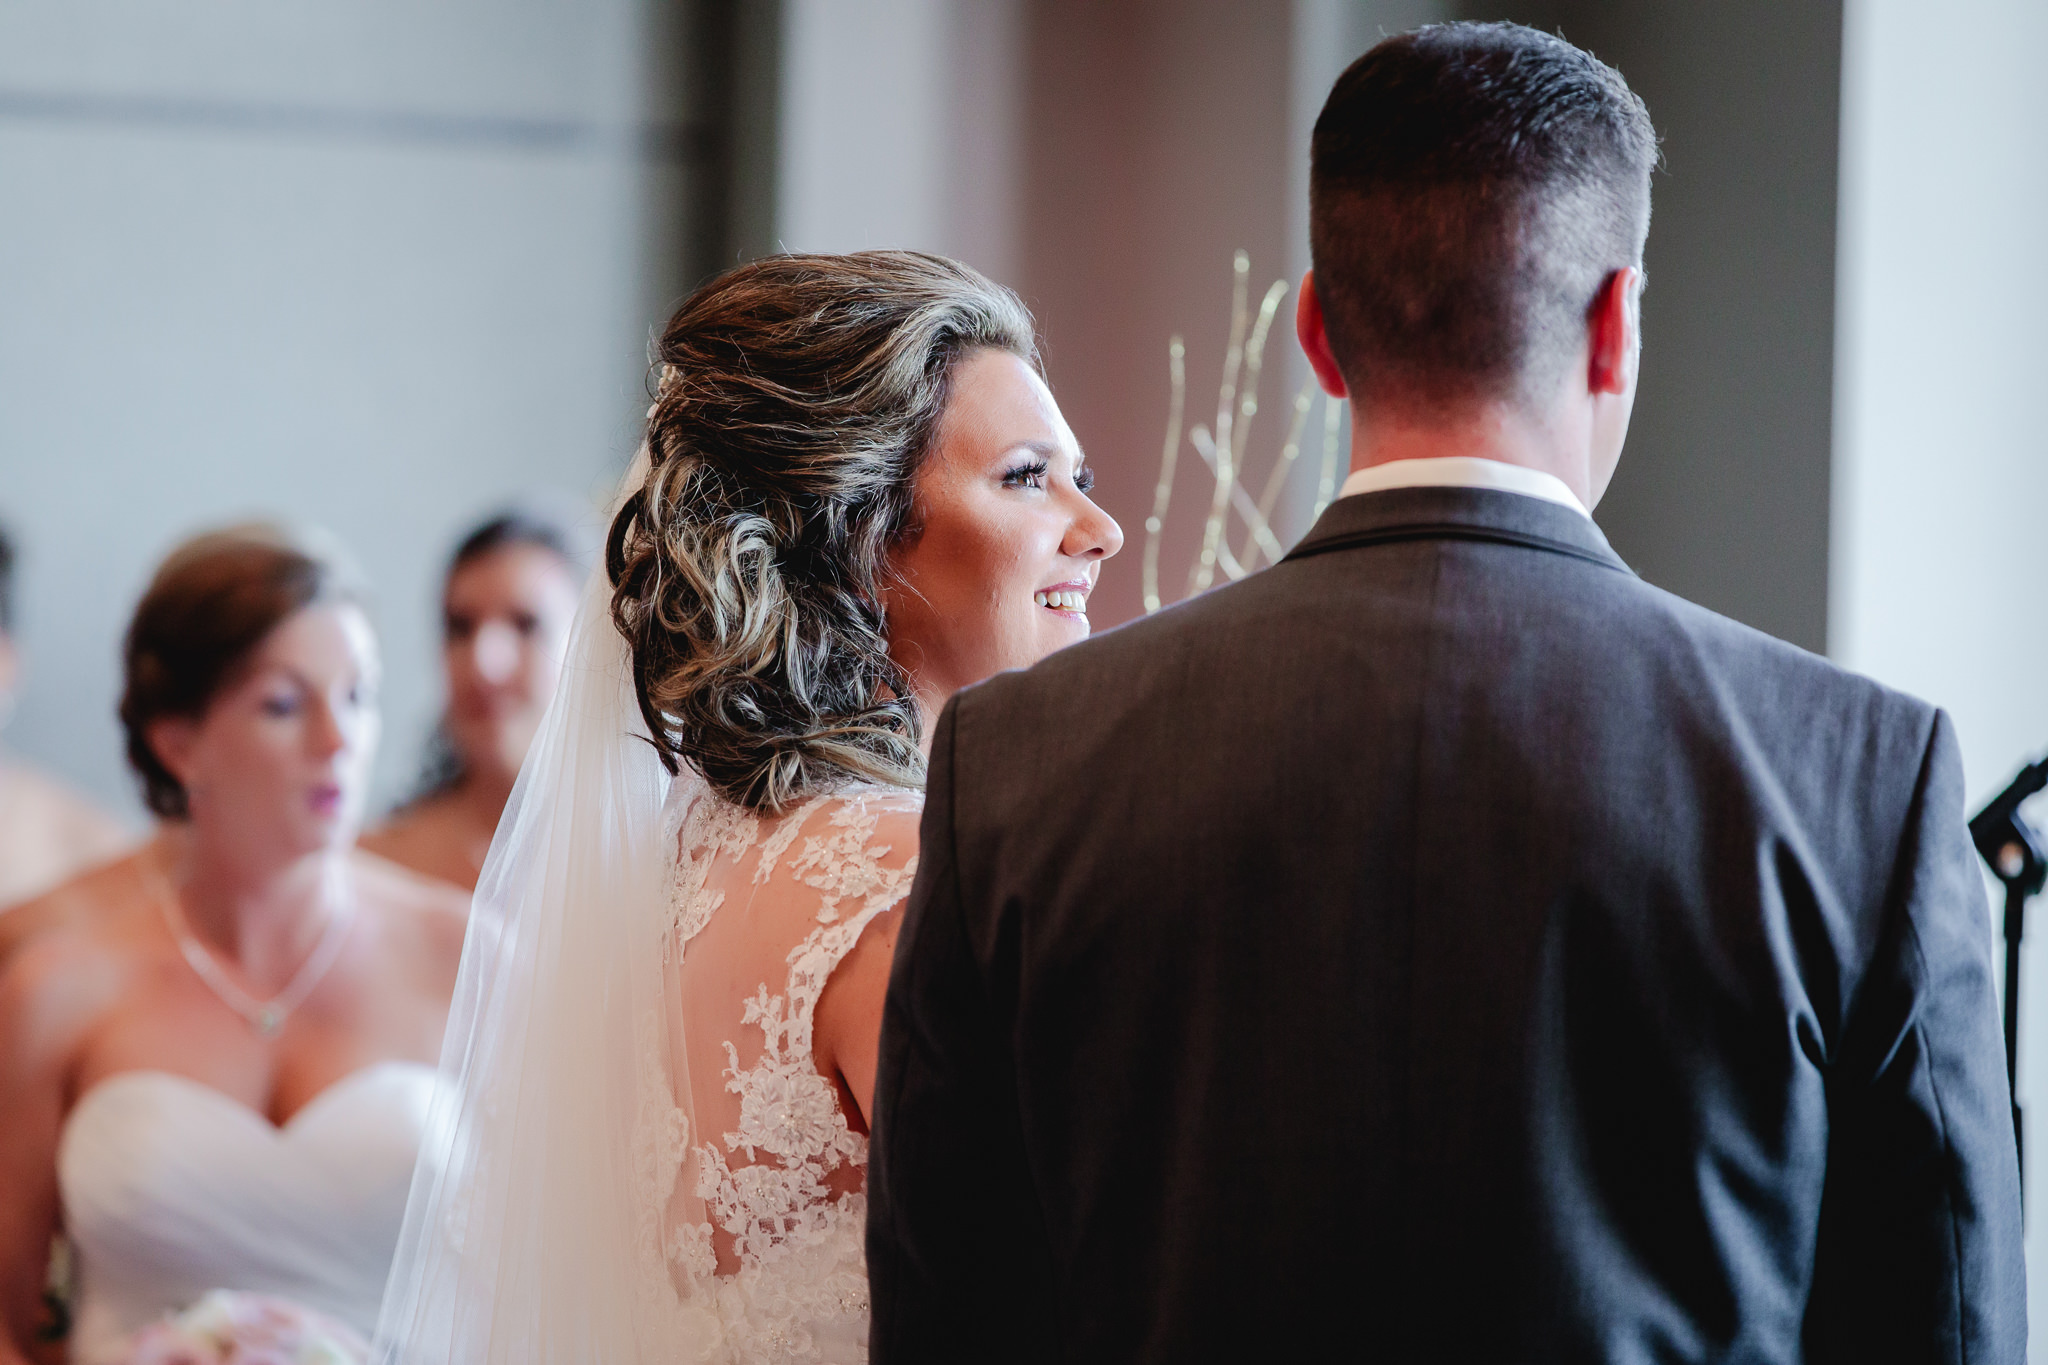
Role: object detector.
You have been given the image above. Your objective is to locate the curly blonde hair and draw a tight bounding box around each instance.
[607,251,1038,813]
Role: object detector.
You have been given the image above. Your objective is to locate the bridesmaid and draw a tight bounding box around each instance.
[360,509,586,891]
[0,525,465,1365]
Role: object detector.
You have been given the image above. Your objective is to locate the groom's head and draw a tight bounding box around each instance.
[1308,23,1656,431]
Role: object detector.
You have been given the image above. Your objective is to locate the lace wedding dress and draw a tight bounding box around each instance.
[656,783,919,1361]
[376,456,920,1365]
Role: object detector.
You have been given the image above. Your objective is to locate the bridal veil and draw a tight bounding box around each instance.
[376,454,722,1362]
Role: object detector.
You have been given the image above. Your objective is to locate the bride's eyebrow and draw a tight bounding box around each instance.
[992,439,1057,469]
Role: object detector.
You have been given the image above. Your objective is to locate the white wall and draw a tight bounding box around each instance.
[0,1,678,819]
[775,0,1024,284]
[1280,1,1440,542]
[1288,0,1448,294]
[1832,0,2048,1338]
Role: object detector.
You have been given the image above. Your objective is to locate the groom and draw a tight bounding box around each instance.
[868,21,2023,1363]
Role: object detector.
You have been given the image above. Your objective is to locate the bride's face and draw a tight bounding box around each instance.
[885,349,1123,720]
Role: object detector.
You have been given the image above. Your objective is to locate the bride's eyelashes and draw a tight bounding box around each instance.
[1001,458,1051,491]
[999,458,1096,494]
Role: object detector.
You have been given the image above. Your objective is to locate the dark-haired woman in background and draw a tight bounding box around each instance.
[0,525,466,1365]
[360,510,586,891]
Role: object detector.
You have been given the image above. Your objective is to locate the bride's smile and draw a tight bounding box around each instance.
[1034,578,1094,617]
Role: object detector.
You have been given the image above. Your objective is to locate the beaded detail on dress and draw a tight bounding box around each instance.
[654,784,921,1364]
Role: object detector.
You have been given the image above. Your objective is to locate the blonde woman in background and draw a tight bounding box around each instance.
[361,509,588,891]
[0,525,131,913]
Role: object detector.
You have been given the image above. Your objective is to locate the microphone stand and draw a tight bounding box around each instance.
[1970,755,2048,1188]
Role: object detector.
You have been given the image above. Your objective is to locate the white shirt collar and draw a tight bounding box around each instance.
[1336,456,1591,519]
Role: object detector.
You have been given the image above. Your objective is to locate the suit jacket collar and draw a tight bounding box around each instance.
[1284,485,1634,577]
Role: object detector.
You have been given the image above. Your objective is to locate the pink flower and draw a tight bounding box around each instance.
[126,1322,216,1365]
[122,1292,367,1365]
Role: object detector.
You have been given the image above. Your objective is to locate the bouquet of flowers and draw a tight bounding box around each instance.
[125,1291,368,1365]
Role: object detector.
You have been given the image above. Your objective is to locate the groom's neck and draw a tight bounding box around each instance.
[1350,395,1595,508]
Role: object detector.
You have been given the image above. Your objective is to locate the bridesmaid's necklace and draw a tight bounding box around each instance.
[149,857,358,1038]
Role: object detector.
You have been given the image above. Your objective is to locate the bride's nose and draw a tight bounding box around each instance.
[1064,492,1124,562]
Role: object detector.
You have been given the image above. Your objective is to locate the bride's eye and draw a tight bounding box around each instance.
[1002,459,1050,491]
[1075,465,1097,495]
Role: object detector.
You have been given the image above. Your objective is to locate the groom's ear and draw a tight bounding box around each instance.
[1586,265,1643,397]
[1296,271,1350,399]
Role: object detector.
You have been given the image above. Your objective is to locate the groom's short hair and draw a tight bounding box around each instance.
[1310,22,1657,414]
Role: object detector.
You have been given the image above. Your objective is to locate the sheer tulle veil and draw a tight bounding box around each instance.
[375,451,722,1362]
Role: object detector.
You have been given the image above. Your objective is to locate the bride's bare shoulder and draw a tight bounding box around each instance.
[680,784,924,943]
[809,784,924,837]
[800,783,923,833]
[756,784,925,879]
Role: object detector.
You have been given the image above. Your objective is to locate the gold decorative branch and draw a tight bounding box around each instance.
[1231,279,1292,470]
[1188,425,1283,570]
[1239,376,1317,569]
[1141,336,1187,615]
[1188,252,1252,596]
[1145,250,1349,614]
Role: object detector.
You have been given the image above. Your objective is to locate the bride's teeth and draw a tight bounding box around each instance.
[1035,590,1088,611]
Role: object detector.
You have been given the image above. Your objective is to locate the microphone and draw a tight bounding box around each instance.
[1972,757,2048,892]
[1970,754,2048,1190]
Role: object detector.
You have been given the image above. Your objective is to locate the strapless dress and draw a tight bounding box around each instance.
[56,1062,434,1365]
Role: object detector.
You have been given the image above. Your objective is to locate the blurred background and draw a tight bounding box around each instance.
[1,0,2045,1326]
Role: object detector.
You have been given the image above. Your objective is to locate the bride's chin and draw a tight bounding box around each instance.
[1040,615,1091,649]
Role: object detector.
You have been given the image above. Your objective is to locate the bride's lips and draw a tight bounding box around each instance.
[1033,578,1093,618]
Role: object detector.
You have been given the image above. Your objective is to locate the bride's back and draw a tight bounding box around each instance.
[657,783,920,1355]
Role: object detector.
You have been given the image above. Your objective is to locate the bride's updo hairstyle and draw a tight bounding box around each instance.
[608,251,1036,814]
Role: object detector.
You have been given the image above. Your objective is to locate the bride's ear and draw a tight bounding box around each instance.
[1295,271,1350,400]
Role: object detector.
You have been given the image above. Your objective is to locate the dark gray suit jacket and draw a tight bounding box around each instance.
[868,486,2024,1363]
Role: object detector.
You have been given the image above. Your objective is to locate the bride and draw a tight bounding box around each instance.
[377,252,1121,1363]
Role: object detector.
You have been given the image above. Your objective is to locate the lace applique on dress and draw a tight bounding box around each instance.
[753,797,825,888]
[788,802,917,925]
[671,791,763,953]
[658,784,921,1364]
